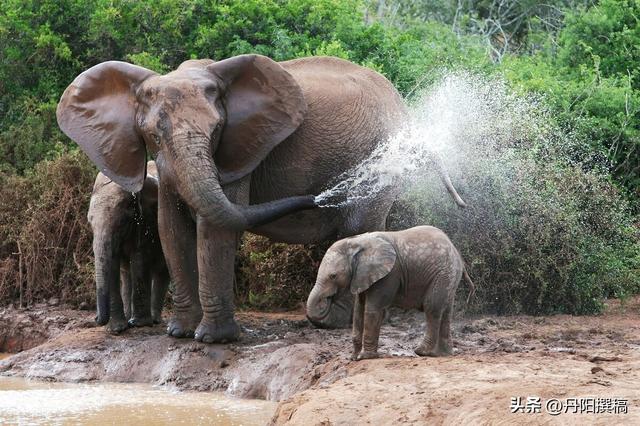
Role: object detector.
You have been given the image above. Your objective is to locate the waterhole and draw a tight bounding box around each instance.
[0,360,275,425]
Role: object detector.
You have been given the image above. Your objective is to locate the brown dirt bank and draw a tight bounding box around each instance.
[1,299,639,425]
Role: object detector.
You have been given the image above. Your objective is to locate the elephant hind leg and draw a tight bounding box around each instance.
[436,304,453,355]
[415,308,442,357]
[415,279,450,357]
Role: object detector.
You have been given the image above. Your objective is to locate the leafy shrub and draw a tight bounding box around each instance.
[235,235,330,310]
[384,74,639,315]
[390,161,639,315]
[0,152,95,306]
[500,0,640,200]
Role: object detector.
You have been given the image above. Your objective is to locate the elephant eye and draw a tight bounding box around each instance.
[204,85,218,101]
[329,273,337,280]
[151,134,161,145]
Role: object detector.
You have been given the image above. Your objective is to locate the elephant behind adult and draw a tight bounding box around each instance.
[88,161,169,333]
[58,55,466,343]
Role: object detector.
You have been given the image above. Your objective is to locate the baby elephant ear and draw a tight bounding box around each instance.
[56,61,157,193]
[350,236,397,295]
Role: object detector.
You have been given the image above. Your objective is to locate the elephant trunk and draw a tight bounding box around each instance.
[428,151,467,208]
[306,284,353,329]
[93,236,117,325]
[306,283,334,321]
[172,137,316,231]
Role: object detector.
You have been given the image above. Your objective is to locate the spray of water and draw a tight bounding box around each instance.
[310,71,637,314]
[314,72,549,208]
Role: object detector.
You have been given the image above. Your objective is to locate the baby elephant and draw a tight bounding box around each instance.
[88,161,169,333]
[307,225,474,360]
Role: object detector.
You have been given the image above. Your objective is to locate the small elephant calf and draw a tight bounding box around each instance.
[307,225,474,360]
[88,161,169,333]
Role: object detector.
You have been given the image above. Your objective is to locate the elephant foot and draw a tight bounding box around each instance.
[414,340,437,357]
[152,310,163,324]
[167,315,199,338]
[357,350,379,360]
[128,316,154,328]
[415,344,450,357]
[350,345,362,361]
[194,318,241,344]
[106,317,129,334]
[95,314,109,326]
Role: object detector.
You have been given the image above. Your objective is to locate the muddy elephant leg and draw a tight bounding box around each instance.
[437,304,453,355]
[351,293,365,360]
[358,308,384,360]
[193,177,249,343]
[415,277,450,356]
[415,308,442,357]
[151,265,170,324]
[160,186,201,338]
[128,251,154,327]
[106,260,129,334]
[193,220,242,343]
[120,266,132,320]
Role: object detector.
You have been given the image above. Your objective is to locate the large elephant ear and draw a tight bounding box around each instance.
[207,55,307,184]
[56,61,157,192]
[349,236,397,295]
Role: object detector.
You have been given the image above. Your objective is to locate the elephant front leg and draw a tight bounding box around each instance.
[194,217,241,343]
[159,187,201,338]
[128,251,154,327]
[358,309,384,360]
[120,267,132,321]
[351,294,365,360]
[106,263,129,334]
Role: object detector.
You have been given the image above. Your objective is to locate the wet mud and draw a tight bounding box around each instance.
[1,298,639,424]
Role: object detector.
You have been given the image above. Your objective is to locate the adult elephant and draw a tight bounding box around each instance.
[57,55,466,343]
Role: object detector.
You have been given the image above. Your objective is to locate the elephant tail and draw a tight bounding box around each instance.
[429,151,467,208]
[463,266,475,307]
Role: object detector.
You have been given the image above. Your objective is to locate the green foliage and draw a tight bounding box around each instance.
[235,235,330,310]
[501,0,640,199]
[0,0,488,174]
[389,149,639,315]
[0,0,638,313]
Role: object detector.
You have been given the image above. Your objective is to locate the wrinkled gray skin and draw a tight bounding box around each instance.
[58,55,466,343]
[88,161,169,334]
[307,226,475,360]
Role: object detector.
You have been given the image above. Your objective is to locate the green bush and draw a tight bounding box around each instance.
[500,0,640,200]
[235,235,330,310]
[387,106,639,315]
[0,152,95,306]
[0,0,638,315]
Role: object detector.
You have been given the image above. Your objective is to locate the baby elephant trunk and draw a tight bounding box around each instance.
[306,284,353,329]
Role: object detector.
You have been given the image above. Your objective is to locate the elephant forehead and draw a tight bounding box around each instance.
[139,75,208,100]
[320,251,344,268]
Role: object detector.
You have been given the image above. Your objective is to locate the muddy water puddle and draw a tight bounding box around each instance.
[0,367,275,425]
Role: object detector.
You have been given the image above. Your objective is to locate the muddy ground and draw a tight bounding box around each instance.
[1,298,639,425]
